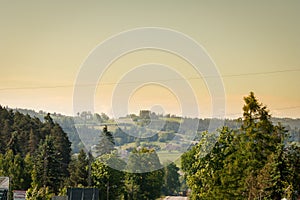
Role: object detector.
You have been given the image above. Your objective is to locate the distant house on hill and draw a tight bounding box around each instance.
[139,110,150,119]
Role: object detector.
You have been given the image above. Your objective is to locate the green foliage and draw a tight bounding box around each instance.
[67,149,89,187]
[162,162,180,196]
[91,153,125,200]
[32,135,64,194]
[0,150,31,199]
[1,93,300,199]
[26,186,54,200]
[95,125,115,157]
[0,106,72,198]
[125,147,164,200]
[182,92,300,200]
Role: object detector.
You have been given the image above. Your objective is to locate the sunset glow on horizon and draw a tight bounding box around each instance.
[1,1,300,118]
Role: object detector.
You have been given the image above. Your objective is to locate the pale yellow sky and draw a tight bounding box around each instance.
[0,1,299,118]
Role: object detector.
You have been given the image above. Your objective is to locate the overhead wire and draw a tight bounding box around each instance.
[0,68,299,91]
[1,68,300,113]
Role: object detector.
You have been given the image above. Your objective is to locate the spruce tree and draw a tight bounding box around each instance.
[68,149,89,187]
[33,135,63,194]
[95,125,115,157]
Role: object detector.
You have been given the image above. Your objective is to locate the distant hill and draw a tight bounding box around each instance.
[11,107,300,153]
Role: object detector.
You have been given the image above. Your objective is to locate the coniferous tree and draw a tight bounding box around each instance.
[32,135,63,194]
[6,131,20,155]
[95,125,115,157]
[0,119,13,154]
[68,149,89,187]
[181,92,300,199]
[28,129,39,155]
[51,123,71,176]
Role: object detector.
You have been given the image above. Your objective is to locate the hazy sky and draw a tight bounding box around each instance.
[0,1,299,118]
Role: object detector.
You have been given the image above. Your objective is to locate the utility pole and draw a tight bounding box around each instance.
[106,180,109,200]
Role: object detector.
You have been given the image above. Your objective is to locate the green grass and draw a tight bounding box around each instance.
[157,151,182,166]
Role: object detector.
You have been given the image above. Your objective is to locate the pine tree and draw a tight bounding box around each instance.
[28,129,39,155]
[68,149,89,187]
[50,123,71,176]
[6,131,20,155]
[95,125,115,157]
[181,92,296,199]
[33,135,63,194]
[0,119,12,154]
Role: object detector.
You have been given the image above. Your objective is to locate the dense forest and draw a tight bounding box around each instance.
[0,92,299,199]
[0,106,180,200]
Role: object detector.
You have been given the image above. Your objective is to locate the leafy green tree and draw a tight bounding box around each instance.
[0,150,33,198]
[162,162,180,196]
[181,92,300,200]
[182,127,235,199]
[91,153,125,200]
[26,186,54,200]
[23,154,34,190]
[125,147,164,200]
[283,142,300,199]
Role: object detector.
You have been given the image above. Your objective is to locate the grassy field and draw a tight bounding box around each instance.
[157,151,182,167]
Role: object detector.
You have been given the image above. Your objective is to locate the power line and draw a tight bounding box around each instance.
[221,106,300,118]
[220,68,300,77]
[0,68,299,91]
[273,105,300,111]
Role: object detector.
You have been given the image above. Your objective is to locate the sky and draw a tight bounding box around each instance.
[0,0,300,118]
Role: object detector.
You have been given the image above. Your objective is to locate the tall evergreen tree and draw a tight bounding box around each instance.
[50,123,71,176]
[6,131,20,155]
[32,135,63,194]
[68,149,89,187]
[28,129,39,155]
[0,119,13,154]
[181,92,300,199]
[95,125,115,157]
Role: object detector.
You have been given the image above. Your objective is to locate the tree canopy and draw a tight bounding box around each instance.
[182,92,300,200]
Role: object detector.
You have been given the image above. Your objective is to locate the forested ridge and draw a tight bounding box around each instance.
[0,92,299,199]
[0,106,71,198]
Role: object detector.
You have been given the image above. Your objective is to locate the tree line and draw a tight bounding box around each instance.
[0,106,180,199]
[181,92,300,200]
[1,92,300,199]
[13,106,300,154]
